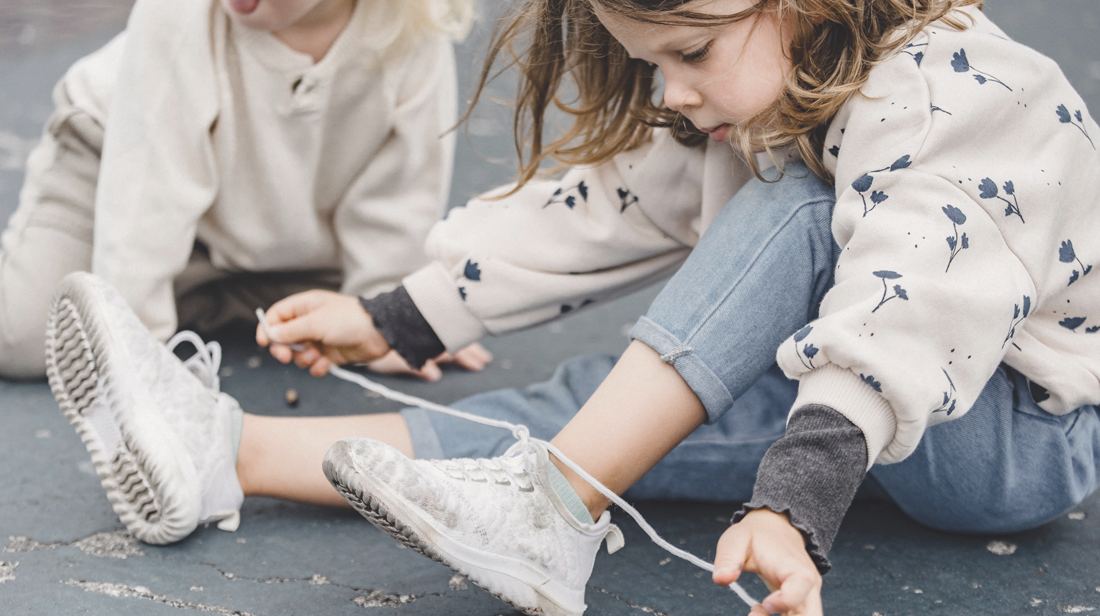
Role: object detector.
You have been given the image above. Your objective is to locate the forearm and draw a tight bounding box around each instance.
[732,404,868,573]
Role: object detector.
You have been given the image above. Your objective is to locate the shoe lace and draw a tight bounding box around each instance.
[256,308,758,608]
[167,330,223,392]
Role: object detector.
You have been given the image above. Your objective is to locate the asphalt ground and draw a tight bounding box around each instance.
[1,1,1098,614]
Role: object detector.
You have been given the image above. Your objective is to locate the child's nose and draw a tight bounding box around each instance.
[662,77,699,113]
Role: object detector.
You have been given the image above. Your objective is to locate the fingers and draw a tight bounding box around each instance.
[713,524,750,586]
[265,290,330,325]
[760,570,821,615]
[449,343,494,371]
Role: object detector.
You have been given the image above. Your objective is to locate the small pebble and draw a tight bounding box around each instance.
[1032,599,1044,606]
[236,538,246,544]
[1069,511,1087,520]
[34,430,50,439]
[286,388,299,407]
[247,356,262,369]
[659,558,672,566]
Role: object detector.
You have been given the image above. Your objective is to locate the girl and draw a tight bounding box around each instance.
[0,0,489,381]
[47,0,1100,614]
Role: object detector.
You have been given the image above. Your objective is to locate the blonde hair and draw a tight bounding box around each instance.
[466,0,982,187]
[373,0,476,56]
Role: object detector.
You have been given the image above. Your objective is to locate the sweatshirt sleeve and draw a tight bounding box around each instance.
[775,28,1037,466]
[91,0,220,342]
[403,130,729,352]
[334,32,455,300]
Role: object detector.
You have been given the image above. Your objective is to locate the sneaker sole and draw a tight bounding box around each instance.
[45,273,200,545]
[324,443,584,616]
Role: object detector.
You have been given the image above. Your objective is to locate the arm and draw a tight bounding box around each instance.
[333,32,456,300]
[91,0,220,341]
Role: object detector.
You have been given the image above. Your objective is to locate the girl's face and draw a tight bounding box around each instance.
[219,0,352,33]
[595,0,793,143]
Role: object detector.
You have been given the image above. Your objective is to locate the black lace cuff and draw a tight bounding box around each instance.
[358,286,445,369]
[730,404,868,574]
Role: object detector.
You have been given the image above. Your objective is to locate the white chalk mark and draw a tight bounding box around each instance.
[64,580,257,615]
[986,540,1017,556]
[1059,606,1097,613]
[0,561,17,584]
[6,531,143,559]
[448,574,467,591]
[352,590,416,608]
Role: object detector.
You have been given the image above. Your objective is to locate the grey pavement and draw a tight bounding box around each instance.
[2,1,1099,615]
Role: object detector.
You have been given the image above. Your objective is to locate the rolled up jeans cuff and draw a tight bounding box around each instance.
[629,315,734,423]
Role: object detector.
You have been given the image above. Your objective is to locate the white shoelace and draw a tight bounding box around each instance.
[255,310,759,608]
[168,330,223,392]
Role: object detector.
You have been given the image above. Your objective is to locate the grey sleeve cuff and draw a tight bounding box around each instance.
[731,404,867,574]
[359,286,446,370]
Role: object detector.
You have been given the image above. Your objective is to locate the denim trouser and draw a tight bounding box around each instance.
[404,162,1100,535]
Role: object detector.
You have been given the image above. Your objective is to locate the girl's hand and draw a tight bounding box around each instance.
[365,343,494,382]
[257,290,390,377]
[713,508,823,616]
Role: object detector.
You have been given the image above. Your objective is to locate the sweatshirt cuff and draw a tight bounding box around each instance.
[791,364,896,468]
[402,262,488,352]
[359,286,445,370]
[731,405,868,574]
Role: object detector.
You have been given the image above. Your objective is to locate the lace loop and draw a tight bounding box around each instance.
[167,330,222,391]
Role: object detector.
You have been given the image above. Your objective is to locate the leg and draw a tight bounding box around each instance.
[870,364,1100,533]
[0,82,101,379]
[556,163,839,516]
[237,412,414,507]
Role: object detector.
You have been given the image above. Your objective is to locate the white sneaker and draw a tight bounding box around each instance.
[323,437,625,616]
[45,272,243,545]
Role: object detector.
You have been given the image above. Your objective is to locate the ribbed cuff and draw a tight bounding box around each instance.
[731,404,868,574]
[792,364,896,468]
[359,286,445,370]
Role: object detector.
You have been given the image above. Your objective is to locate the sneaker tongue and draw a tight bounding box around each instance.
[501,441,534,471]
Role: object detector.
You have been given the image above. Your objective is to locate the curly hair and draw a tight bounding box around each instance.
[465,0,982,187]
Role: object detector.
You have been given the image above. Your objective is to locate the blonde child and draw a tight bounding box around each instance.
[0,0,489,380]
[46,0,1100,615]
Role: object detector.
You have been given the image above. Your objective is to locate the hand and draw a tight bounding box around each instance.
[257,290,390,377]
[712,509,823,615]
[365,343,494,382]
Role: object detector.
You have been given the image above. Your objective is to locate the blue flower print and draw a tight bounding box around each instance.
[828,145,840,158]
[1057,105,1095,149]
[943,204,970,272]
[1059,239,1093,285]
[463,259,481,281]
[543,181,589,209]
[1003,295,1031,348]
[979,177,1024,223]
[951,49,1012,91]
[1060,316,1087,332]
[872,271,909,313]
[616,187,639,212]
[902,43,926,66]
[1087,326,1100,334]
[458,286,467,300]
[851,156,910,217]
[930,105,952,116]
[933,368,958,415]
[860,373,883,393]
[792,326,818,369]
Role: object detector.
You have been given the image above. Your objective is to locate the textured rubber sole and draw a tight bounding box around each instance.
[45,276,196,544]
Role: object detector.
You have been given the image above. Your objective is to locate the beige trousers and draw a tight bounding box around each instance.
[0,82,339,379]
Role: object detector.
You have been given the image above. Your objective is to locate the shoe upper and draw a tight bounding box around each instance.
[337,437,622,597]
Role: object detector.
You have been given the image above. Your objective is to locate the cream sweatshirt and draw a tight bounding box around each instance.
[61,0,457,341]
[401,7,1100,467]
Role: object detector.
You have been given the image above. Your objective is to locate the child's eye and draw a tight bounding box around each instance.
[681,42,711,64]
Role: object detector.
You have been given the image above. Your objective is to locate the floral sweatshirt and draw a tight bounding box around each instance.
[372,7,1099,565]
[63,0,457,341]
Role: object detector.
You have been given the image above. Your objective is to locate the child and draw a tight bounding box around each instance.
[0,0,489,381]
[47,0,1100,614]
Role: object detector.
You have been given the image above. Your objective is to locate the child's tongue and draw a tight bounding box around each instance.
[226,0,259,14]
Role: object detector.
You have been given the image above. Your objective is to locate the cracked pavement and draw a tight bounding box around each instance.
[2,1,1100,614]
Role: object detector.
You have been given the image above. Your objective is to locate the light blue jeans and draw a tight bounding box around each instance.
[404,162,1100,535]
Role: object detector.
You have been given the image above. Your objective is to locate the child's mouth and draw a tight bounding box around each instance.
[701,124,731,143]
[226,0,259,14]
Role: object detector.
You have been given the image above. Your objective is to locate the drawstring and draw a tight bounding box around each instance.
[255,310,758,609]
